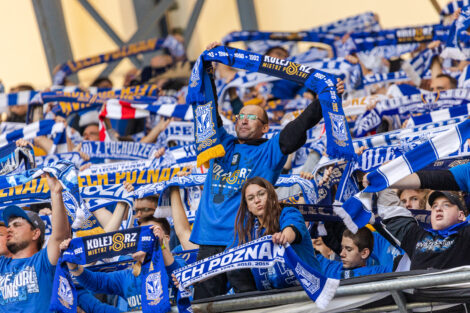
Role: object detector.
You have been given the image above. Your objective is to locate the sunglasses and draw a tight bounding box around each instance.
[135,207,155,214]
[235,113,267,124]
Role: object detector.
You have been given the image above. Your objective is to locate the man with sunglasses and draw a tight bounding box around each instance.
[134,195,159,221]
[190,41,345,300]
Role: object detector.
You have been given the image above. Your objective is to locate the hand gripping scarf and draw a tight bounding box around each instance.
[187,45,355,167]
[173,236,339,310]
[50,226,170,313]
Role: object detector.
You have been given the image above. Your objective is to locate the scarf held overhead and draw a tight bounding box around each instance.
[187,45,355,166]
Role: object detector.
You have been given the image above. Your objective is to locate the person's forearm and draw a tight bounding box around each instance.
[103,204,127,232]
[279,99,322,154]
[50,190,70,242]
[170,188,198,250]
[390,173,421,189]
[140,125,163,143]
[33,136,53,154]
[48,188,70,265]
[416,170,460,190]
[162,247,175,266]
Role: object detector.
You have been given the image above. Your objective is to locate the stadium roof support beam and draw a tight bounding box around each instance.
[98,0,175,78]
[236,0,259,31]
[77,0,142,69]
[31,0,78,84]
[184,0,205,47]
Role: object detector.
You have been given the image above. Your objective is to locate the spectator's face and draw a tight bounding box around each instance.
[400,189,425,210]
[312,237,333,259]
[83,125,100,141]
[430,77,452,92]
[267,48,289,60]
[340,236,367,269]
[135,199,157,220]
[6,217,38,254]
[10,104,28,116]
[0,226,9,256]
[430,196,466,230]
[235,105,268,142]
[245,183,267,220]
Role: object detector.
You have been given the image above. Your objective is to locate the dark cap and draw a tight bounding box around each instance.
[3,205,46,243]
[428,191,467,214]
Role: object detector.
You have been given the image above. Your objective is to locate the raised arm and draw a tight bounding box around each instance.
[93,182,134,232]
[45,174,71,265]
[170,186,199,250]
[279,79,344,155]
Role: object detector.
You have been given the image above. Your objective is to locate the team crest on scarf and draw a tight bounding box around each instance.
[146,271,164,305]
[195,101,216,144]
[295,263,320,294]
[58,276,73,309]
[190,58,201,88]
[328,112,348,146]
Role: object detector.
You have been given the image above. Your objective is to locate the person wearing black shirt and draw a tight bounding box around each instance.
[378,189,470,270]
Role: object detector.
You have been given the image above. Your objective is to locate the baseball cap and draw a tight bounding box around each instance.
[3,205,46,242]
[428,191,467,214]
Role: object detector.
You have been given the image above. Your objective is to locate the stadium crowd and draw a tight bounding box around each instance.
[3,2,470,312]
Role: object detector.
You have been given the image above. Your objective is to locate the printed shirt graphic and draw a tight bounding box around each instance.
[0,249,55,313]
[383,215,470,270]
[190,126,288,246]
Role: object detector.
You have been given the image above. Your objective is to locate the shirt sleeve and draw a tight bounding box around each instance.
[75,268,128,297]
[315,254,343,279]
[279,207,307,243]
[449,162,470,192]
[77,288,121,313]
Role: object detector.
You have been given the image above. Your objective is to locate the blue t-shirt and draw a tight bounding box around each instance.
[450,162,470,192]
[190,127,287,246]
[369,231,403,267]
[76,256,186,311]
[0,249,55,312]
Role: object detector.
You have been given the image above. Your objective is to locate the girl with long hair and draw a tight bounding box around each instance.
[234,176,320,290]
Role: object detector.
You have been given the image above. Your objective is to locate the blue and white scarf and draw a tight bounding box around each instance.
[35,152,83,168]
[441,5,470,60]
[0,90,38,110]
[0,119,67,154]
[188,45,355,166]
[53,35,185,85]
[50,227,169,313]
[81,141,161,161]
[407,103,470,127]
[173,236,339,309]
[0,142,35,175]
[0,160,91,229]
[353,89,470,136]
[78,167,188,188]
